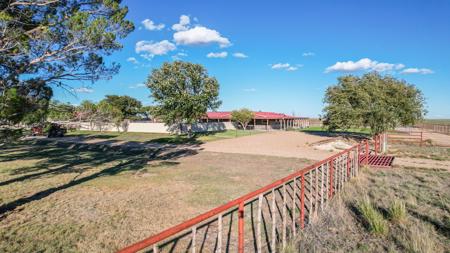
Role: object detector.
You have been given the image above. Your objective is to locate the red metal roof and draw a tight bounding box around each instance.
[205,111,300,120]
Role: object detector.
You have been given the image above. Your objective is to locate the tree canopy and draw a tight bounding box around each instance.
[146,61,221,132]
[322,72,426,135]
[0,0,134,125]
[231,108,254,130]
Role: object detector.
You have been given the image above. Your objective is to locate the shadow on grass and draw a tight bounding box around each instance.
[0,140,200,218]
[299,129,370,141]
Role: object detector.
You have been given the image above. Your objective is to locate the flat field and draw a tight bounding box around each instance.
[0,140,310,252]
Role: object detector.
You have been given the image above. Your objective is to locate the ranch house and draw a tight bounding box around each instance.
[201,111,310,130]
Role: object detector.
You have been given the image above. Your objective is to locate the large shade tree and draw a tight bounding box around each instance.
[146,61,221,135]
[322,72,426,135]
[0,0,134,125]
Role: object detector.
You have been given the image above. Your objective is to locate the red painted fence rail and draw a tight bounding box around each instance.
[118,138,377,253]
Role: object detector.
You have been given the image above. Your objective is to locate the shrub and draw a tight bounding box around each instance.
[388,199,407,223]
[357,197,388,236]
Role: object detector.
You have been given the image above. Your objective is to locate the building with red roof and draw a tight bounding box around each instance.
[201,111,309,130]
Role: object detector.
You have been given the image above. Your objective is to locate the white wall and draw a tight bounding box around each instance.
[76,121,236,133]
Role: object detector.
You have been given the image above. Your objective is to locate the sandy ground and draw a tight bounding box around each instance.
[422,130,450,147]
[201,131,340,160]
[394,157,450,171]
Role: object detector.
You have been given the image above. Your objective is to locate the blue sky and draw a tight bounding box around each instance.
[54,0,450,118]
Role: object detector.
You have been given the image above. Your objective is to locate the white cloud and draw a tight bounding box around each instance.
[325,58,404,73]
[174,26,231,48]
[127,57,139,64]
[172,15,190,31]
[129,83,146,89]
[401,68,434,74]
[135,40,176,58]
[207,51,228,58]
[271,63,290,69]
[141,18,165,31]
[243,88,256,92]
[302,52,315,57]
[73,87,93,93]
[271,63,301,71]
[172,52,188,60]
[233,52,248,58]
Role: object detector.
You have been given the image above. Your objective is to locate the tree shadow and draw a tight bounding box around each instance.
[300,130,370,142]
[0,140,199,218]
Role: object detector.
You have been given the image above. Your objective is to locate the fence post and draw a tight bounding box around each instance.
[238,202,244,253]
[329,158,334,198]
[300,172,305,229]
[365,140,369,165]
[346,151,350,180]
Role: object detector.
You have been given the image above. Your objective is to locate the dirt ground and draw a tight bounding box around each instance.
[0,141,312,252]
[201,131,346,160]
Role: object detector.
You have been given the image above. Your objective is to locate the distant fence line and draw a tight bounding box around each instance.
[416,123,450,135]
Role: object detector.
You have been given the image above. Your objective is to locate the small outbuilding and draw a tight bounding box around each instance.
[201,111,309,130]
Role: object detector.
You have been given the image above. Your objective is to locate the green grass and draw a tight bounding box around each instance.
[357,197,389,236]
[298,126,371,135]
[422,119,450,125]
[65,129,261,144]
[388,199,407,223]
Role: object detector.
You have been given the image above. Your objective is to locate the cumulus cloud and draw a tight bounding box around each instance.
[135,40,176,58]
[73,87,93,93]
[271,63,301,71]
[127,57,139,64]
[207,51,228,58]
[141,18,165,31]
[401,68,434,74]
[325,58,405,73]
[174,26,231,48]
[172,15,190,31]
[233,52,248,58]
[302,52,315,57]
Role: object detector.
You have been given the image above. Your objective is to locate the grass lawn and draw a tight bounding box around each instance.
[0,140,309,252]
[297,126,371,135]
[65,129,261,144]
[291,164,450,253]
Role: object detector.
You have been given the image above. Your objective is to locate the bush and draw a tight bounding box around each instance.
[388,199,407,223]
[0,128,24,143]
[357,197,388,236]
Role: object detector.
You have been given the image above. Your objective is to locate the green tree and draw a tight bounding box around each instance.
[95,100,122,132]
[322,72,426,135]
[77,100,97,130]
[231,108,254,130]
[47,101,76,121]
[146,61,221,135]
[0,0,134,125]
[102,95,142,120]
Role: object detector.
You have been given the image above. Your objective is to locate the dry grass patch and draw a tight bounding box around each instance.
[0,141,311,253]
[291,162,450,253]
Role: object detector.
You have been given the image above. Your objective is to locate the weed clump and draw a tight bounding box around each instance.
[357,197,388,236]
[388,199,407,223]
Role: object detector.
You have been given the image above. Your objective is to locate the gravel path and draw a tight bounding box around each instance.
[201,131,339,160]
